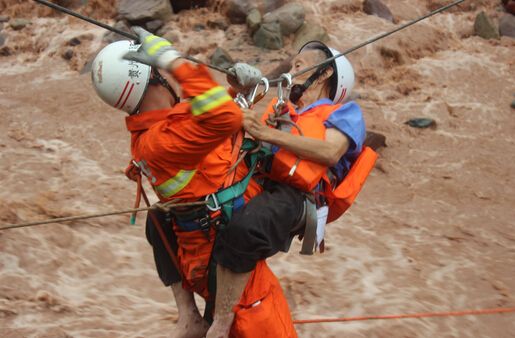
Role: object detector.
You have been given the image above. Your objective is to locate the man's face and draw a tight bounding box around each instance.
[290,50,325,86]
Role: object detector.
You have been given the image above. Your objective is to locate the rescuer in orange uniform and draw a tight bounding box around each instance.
[91,27,299,338]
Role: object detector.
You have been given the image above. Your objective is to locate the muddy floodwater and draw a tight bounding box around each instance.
[1,0,514,337]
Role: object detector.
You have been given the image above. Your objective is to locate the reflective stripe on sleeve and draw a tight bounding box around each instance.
[155,169,196,198]
[190,86,232,116]
[148,40,172,56]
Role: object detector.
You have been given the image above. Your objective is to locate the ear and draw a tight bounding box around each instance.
[317,67,334,83]
[320,66,334,82]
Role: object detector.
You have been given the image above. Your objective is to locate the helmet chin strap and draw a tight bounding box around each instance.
[149,68,180,104]
[289,64,330,105]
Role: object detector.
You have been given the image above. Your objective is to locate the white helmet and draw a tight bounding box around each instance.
[299,41,355,104]
[91,40,152,114]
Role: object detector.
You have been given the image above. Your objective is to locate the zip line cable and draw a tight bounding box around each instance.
[0,201,208,231]
[33,0,466,85]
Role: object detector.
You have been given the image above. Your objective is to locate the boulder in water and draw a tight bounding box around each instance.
[253,22,283,50]
[246,8,262,35]
[223,0,287,24]
[474,11,500,40]
[405,118,436,129]
[364,131,387,151]
[10,18,31,31]
[499,14,515,38]
[145,19,164,33]
[262,3,305,35]
[210,47,235,70]
[293,22,329,50]
[363,0,394,22]
[118,0,173,24]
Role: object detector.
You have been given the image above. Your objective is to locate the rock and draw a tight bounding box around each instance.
[145,19,164,33]
[103,20,131,43]
[253,22,283,50]
[61,49,74,61]
[246,8,262,35]
[0,15,9,23]
[474,11,500,40]
[223,0,286,24]
[10,18,31,30]
[503,0,515,15]
[364,131,387,151]
[499,14,515,38]
[207,19,228,30]
[118,0,173,24]
[363,0,394,22]
[263,3,305,36]
[224,0,254,24]
[405,118,436,129]
[293,22,329,50]
[171,0,208,12]
[0,22,3,31]
[67,37,81,46]
[210,47,235,70]
[0,33,5,48]
[193,24,206,31]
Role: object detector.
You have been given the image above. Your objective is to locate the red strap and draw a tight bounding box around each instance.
[223,130,244,188]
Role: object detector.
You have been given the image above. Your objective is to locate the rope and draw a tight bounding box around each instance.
[293,307,515,324]
[0,200,208,231]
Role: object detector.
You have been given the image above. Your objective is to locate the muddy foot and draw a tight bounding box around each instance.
[171,314,210,338]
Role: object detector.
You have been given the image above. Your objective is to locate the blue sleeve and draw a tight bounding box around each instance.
[324,101,366,154]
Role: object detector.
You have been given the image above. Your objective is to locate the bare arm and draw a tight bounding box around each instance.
[243,109,349,167]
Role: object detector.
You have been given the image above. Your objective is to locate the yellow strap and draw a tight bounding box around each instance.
[156,169,196,198]
[191,86,232,116]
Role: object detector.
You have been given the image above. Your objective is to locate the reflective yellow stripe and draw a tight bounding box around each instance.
[148,40,172,56]
[144,35,159,44]
[156,170,196,198]
[191,86,232,116]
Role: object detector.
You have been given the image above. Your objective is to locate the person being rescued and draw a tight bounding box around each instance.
[207,41,378,337]
[91,27,303,338]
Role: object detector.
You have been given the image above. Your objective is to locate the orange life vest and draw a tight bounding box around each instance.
[262,99,377,222]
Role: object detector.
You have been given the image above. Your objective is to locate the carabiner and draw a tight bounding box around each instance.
[247,77,270,107]
[273,73,292,115]
[205,193,221,211]
[233,93,250,109]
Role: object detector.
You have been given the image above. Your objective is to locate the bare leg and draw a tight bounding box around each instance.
[206,265,251,338]
[171,282,210,338]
